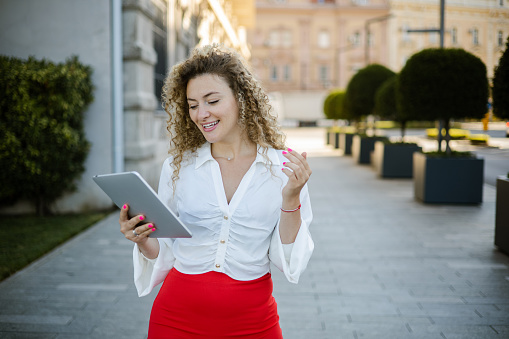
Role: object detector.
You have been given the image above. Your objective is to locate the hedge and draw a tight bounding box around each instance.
[0,55,94,215]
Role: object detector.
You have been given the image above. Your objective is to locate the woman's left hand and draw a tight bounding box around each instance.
[281,148,312,201]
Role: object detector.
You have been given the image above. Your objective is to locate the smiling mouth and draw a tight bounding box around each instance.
[202,121,219,129]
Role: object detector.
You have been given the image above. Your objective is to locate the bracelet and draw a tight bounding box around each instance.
[280,204,301,213]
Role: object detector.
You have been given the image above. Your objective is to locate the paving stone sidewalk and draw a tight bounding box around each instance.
[1,129,509,338]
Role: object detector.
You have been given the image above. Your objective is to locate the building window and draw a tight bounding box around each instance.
[367,32,373,46]
[429,30,437,44]
[268,30,280,47]
[451,27,458,44]
[153,1,168,107]
[500,0,504,6]
[402,24,410,42]
[283,65,291,81]
[319,65,329,84]
[270,65,278,82]
[318,31,330,48]
[498,31,504,47]
[472,28,479,45]
[281,30,292,48]
[350,31,361,46]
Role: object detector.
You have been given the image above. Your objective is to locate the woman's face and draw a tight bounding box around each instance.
[186,73,242,145]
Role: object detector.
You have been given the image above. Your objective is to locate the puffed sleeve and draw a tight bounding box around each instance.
[133,157,177,297]
[269,183,314,284]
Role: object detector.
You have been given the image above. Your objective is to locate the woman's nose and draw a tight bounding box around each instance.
[197,106,210,120]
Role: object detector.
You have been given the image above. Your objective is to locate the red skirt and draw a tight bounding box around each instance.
[148,268,283,339]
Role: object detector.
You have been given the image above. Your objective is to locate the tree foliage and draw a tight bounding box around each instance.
[493,36,509,120]
[344,64,396,122]
[397,48,488,153]
[323,90,348,121]
[0,55,94,215]
[375,76,414,138]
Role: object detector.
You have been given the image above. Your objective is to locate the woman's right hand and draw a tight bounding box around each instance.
[119,204,156,245]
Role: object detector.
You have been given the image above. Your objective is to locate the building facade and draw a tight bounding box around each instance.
[389,0,509,79]
[0,0,253,214]
[247,0,509,123]
[248,0,390,122]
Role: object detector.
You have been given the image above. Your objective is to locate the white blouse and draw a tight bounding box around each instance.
[133,143,314,297]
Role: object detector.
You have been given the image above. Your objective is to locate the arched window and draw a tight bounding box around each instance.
[472,28,479,45]
[318,30,330,48]
[451,27,458,44]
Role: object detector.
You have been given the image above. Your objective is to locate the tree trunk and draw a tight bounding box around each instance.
[35,196,51,216]
[437,120,444,152]
[444,119,452,155]
[400,121,407,141]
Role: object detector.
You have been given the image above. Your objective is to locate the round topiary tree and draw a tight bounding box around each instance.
[323,90,338,120]
[375,76,411,139]
[493,36,509,123]
[397,48,488,155]
[323,89,349,123]
[344,64,396,129]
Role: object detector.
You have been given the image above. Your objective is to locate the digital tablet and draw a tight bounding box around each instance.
[93,171,192,238]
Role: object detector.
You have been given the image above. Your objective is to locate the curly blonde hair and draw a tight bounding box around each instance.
[161,44,286,187]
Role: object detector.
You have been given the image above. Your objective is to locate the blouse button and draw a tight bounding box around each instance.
[215,264,221,268]
[224,215,228,220]
[220,240,225,244]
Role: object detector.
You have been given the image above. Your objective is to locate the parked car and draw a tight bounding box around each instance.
[506,121,509,137]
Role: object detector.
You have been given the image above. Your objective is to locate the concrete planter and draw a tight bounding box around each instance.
[352,135,386,164]
[413,152,484,204]
[373,142,422,178]
[327,131,340,149]
[495,177,509,255]
[339,133,354,155]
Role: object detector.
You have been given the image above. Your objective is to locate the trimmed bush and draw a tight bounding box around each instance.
[493,36,509,121]
[323,89,349,122]
[374,75,418,138]
[0,55,94,215]
[397,48,488,154]
[344,64,396,125]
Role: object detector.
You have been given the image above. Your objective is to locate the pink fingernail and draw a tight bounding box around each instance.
[139,216,144,221]
[283,162,287,165]
[282,151,287,155]
[123,204,127,209]
[281,168,284,171]
[151,228,156,231]
[288,148,293,152]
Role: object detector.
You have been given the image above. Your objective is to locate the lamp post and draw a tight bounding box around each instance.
[365,14,393,65]
[406,0,445,48]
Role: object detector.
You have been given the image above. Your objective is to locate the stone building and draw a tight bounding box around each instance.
[389,0,509,78]
[247,0,509,123]
[0,0,253,214]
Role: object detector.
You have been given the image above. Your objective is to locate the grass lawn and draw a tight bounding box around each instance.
[0,212,109,282]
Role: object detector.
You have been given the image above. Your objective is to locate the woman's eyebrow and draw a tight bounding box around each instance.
[187,91,220,101]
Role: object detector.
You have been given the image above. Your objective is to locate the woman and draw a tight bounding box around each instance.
[119,44,314,338]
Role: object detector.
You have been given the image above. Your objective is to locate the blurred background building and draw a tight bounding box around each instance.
[248,0,509,124]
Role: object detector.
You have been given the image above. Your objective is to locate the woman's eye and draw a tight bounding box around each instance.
[208,100,219,105]
[189,105,198,110]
